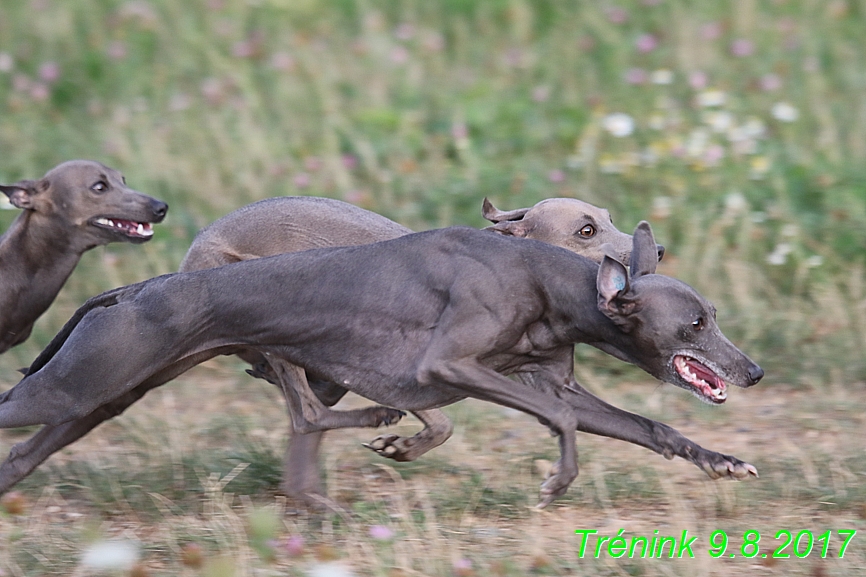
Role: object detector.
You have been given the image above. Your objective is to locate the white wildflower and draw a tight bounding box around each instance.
[766,243,793,266]
[308,562,357,577]
[806,255,823,267]
[725,192,748,215]
[771,102,799,122]
[598,154,624,174]
[685,128,710,158]
[743,117,766,138]
[749,156,771,179]
[704,110,734,133]
[0,53,13,73]
[80,541,139,571]
[602,113,635,137]
[648,113,666,130]
[751,211,767,223]
[781,223,799,237]
[565,154,583,170]
[652,196,672,219]
[641,146,659,166]
[651,69,674,85]
[697,89,726,107]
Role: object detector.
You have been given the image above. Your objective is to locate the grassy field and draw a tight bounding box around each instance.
[1,0,865,575]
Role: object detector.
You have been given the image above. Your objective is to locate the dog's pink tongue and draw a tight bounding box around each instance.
[687,359,725,390]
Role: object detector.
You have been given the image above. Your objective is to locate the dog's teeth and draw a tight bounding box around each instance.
[137,223,145,235]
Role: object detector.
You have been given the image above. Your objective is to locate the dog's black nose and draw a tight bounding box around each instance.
[748,364,764,385]
[151,200,169,221]
[656,244,665,262]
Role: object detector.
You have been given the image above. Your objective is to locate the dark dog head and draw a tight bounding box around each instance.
[595,221,763,404]
[1,160,168,248]
[483,197,665,264]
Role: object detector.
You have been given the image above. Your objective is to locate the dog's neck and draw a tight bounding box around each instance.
[529,254,643,364]
[1,210,84,274]
[0,211,88,353]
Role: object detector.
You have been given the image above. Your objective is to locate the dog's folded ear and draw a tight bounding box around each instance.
[0,180,41,210]
[481,197,535,236]
[484,219,531,237]
[629,221,658,278]
[481,197,531,223]
[597,255,640,331]
[481,196,531,236]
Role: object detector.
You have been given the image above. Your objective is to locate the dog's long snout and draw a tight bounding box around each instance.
[747,364,764,386]
[656,244,665,262]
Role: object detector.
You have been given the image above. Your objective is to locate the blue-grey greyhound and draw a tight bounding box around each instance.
[0,221,761,507]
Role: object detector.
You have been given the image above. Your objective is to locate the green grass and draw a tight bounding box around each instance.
[1,0,866,575]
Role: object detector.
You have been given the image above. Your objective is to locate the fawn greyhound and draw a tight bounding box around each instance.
[0,160,168,353]
[0,221,760,507]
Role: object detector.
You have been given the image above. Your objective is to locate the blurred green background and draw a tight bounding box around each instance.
[2,1,866,575]
[3,0,865,385]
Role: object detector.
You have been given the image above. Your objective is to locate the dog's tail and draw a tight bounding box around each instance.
[24,277,165,376]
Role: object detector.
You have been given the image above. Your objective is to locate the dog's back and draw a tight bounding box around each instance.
[179,196,411,271]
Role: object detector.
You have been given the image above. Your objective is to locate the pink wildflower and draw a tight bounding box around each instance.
[270,52,296,72]
[390,46,409,64]
[107,41,127,60]
[635,34,658,53]
[283,535,304,557]
[368,525,394,541]
[624,68,648,85]
[293,172,311,189]
[38,62,60,83]
[730,38,754,57]
[394,23,415,41]
[532,85,550,102]
[700,21,723,40]
[759,73,782,92]
[605,6,628,24]
[341,154,358,170]
[688,71,708,90]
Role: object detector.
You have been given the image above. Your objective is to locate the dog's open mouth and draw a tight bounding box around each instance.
[93,217,154,239]
[673,355,728,404]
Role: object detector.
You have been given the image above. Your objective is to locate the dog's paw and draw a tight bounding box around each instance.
[371,408,406,428]
[245,363,279,385]
[363,434,418,462]
[536,459,577,509]
[697,451,758,480]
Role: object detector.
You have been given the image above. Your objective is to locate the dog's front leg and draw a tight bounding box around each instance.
[417,357,578,507]
[559,378,757,479]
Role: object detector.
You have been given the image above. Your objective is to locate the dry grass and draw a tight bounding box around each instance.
[0,354,863,576]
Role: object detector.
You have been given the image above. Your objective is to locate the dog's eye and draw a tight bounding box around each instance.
[578,224,596,238]
[692,317,704,331]
[91,181,108,193]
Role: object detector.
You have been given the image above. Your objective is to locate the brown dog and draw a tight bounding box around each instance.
[0,160,167,353]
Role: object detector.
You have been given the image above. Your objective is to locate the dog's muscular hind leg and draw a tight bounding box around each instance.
[268,357,405,434]
[0,350,223,495]
[363,409,453,462]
